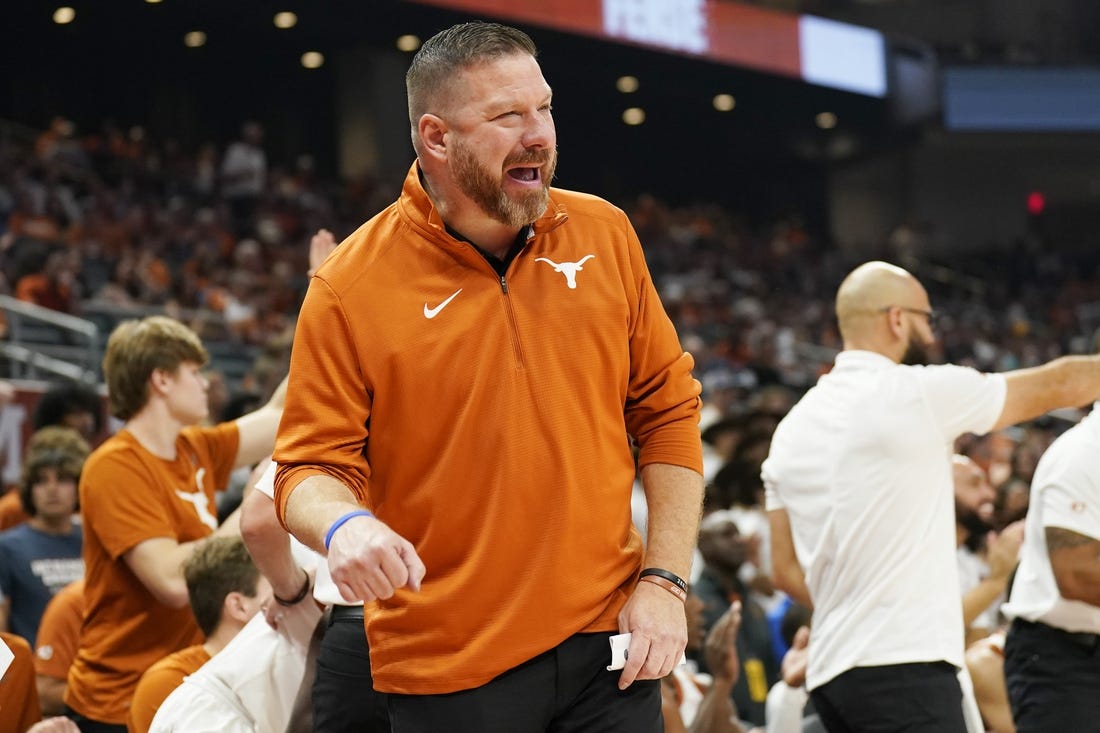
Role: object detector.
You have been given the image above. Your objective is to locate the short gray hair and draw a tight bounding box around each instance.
[406,22,538,150]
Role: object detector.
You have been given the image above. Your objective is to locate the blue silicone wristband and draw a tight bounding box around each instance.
[323,509,374,550]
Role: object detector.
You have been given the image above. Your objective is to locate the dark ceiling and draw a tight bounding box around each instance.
[0,0,1017,213]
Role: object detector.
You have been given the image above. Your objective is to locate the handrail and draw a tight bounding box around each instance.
[0,343,97,383]
[0,295,98,338]
[0,295,101,383]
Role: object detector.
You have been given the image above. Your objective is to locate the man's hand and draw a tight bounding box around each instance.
[27,718,80,733]
[987,520,1025,580]
[617,581,688,689]
[780,624,810,688]
[308,228,338,277]
[704,600,743,685]
[328,514,426,603]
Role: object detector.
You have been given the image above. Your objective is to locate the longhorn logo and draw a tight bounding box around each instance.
[535,254,595,289]
[174,467,218,530]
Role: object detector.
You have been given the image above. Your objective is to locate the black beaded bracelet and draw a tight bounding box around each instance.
[639,567,689,593]
[273,569,311,607]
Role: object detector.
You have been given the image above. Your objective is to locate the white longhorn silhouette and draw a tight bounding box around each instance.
[174,467,218,530]
[535,254,595,289]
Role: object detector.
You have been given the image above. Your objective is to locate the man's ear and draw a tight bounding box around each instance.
[418,114,448,161]
[884,306,906,340]
[222,590,252,625]
[149,368,172,396]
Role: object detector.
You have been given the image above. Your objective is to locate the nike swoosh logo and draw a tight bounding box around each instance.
[423,288,463,319]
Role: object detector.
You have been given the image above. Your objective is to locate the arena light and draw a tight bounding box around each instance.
[184,31,206,48]
[396,34,421,52]
[622,107,646,126]
[53,6,75,24]
[815,111,838,129]
[301,51,325,69]
[615,76,639,93]
[1026,191,1046,217]
[713,94,736,112]
[274,12,298,29]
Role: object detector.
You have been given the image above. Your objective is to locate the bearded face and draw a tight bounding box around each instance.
[901,330,930,366]
[956,499,993,537]
[449,135,556,228]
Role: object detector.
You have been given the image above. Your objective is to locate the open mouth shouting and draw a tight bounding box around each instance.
[506,163,544,186]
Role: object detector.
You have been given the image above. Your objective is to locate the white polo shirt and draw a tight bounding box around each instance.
[762,350,1006,690]
[1002,406,1100,634]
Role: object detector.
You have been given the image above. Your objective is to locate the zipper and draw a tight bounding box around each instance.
[500,273,524,368]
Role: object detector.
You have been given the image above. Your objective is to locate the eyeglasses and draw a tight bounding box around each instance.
[880,305,940,329]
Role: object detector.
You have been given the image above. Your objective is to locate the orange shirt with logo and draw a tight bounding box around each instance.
[65,424,237,724]
[34,578,84,682]
[0,631,41,733]
[275,164,702,695]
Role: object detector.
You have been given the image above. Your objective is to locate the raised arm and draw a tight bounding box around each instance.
[232,376,288,469]
[995,356,1100,431]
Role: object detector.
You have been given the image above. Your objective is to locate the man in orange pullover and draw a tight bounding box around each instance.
[274,21,703,732]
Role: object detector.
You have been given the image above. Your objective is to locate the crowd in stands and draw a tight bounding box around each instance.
[0,115,1095,732]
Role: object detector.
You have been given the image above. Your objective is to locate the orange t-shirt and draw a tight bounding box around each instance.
[0,631,42,733]
[0,490,28,532]
[65,424,238,724]
[126,644,211,733]
[34,579,84,681]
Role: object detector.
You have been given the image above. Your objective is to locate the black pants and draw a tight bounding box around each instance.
[387,632,661,733]
[809,661,965,733]
[62,707,126,733]
[1004,617,1100,733]
[312,605,391,732]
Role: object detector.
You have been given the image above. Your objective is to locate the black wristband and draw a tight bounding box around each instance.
[273,569,311,607]
[639,567,689,593]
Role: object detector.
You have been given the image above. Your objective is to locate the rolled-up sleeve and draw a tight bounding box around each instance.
[273,277,373,528]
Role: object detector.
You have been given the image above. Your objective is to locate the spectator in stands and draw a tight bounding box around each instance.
[241,460,385,733]
[14,249,78,314]
[1,630,44,732]
[964,629,1015,733]
[664,600,752,733]
[954,454,1024,646]
[127,536,271,733]
[0,425,90,535]
[0,432,87,646]
[995,474,1032,528]
[31,382,103,443]
[145,469,320,733]
[63,316,288,733]
[693,511,778,727]
[764,260,1100,732]
[662,593,707,729]
[34,579,84,716]
[763,610,823,733]
[1001,401,1100,732]
[202,370,229,426]
[220,122,266,237]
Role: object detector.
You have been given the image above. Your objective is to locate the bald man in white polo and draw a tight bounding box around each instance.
[762,261,1100,732]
